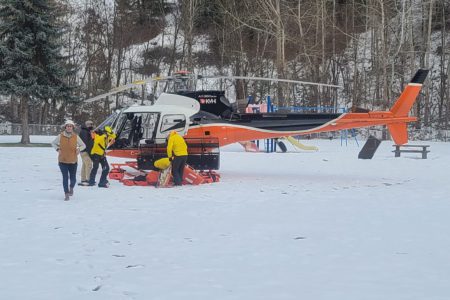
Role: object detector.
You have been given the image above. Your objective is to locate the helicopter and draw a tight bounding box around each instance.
[86,69,429,171]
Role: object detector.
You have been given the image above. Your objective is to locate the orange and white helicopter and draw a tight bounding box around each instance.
[85,69,429,171]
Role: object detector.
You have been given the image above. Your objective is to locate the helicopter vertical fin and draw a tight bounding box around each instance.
[390,69,429,117]
[386,69,428,145]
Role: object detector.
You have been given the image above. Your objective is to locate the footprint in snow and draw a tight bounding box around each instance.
[126,264,145,269]
[92,285,102,291]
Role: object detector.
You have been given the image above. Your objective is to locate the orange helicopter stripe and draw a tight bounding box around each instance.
[185,112,415,147]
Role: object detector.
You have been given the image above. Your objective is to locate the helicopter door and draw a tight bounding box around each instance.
[158,114,187,138]
[112,112,160,148]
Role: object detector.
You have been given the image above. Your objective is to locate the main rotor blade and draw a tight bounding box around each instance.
[83,80,150,103]
[201,75,342,88]
[83,75,178,103]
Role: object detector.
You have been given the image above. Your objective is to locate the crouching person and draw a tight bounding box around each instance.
[167,130,188,186]
[88,126,116,188]
[52,120,86,200]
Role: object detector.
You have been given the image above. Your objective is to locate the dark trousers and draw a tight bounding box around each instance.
[59,162,77,193]
[172,155,187,186]
[89,154,110,185]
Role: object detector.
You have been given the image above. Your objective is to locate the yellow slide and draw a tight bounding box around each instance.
[285,136,319,151]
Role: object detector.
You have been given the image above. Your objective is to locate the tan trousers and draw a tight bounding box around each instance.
[80,152,93,182]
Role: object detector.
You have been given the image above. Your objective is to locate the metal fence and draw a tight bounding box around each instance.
[1,122,449,142]
[0,123,62,135]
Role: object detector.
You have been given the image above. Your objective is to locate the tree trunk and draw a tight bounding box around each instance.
[39,100,50,125]
[423,0,435,127]
[438,2,446,128]
[10,95,19,121]
[20,96,30,144]
[275,0,285,107]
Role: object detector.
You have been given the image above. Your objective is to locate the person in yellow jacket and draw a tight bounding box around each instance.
[166,130,188,186]
[88,126,116,188]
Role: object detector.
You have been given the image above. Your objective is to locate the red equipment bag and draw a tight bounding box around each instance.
[182,166,205,185]
[109,168,124,181]
[146,171,160,185]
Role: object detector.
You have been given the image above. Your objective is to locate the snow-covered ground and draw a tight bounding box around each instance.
[0,136,449,300]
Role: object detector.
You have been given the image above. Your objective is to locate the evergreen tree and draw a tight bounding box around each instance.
[0,0,72,143]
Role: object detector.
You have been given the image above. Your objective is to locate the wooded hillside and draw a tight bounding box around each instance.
[1,0,449,135]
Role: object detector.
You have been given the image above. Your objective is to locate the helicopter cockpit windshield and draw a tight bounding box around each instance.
[96,109,122,131]
[112,112,160,149]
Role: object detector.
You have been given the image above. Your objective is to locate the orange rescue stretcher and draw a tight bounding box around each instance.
[109,161,220,187]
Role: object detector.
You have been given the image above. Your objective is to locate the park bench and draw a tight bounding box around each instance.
[393,144,430,159]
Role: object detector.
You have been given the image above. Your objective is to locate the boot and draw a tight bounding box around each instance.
[69,187,74,196]
[64,193,70,201]
[98,182,109,188]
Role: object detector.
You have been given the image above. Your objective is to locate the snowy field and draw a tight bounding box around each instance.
[0,135,449,300]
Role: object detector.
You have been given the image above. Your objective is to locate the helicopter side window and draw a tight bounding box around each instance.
[141,113,159,142]
[160,114,186,134]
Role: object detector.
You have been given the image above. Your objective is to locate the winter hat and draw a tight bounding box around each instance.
[64,120,75,127]
[85,120,94,127]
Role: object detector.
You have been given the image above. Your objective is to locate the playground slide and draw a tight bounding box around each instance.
[285,136,319,151]
[239,141,259,152]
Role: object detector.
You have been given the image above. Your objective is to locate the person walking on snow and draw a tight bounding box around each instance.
[88,126,116,188]
[78,120,94,186]
[166,130,188,186]
[52,120,86,201]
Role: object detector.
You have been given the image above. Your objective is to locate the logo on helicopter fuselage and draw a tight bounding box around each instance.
[200,98,217,104]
